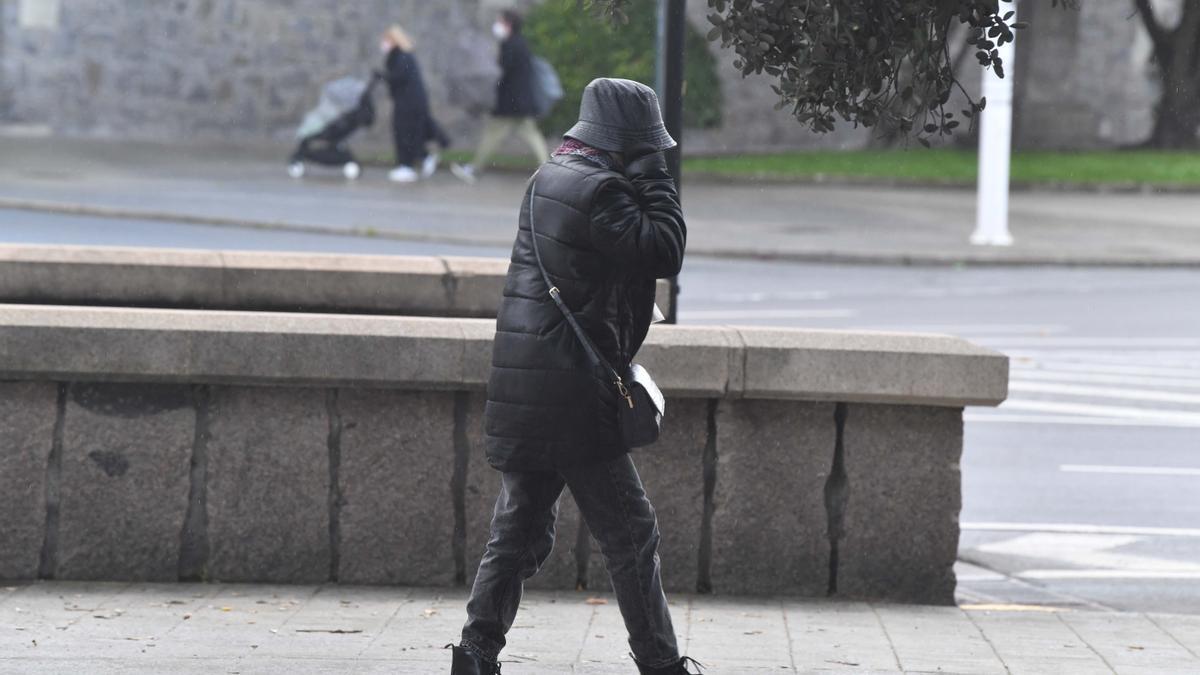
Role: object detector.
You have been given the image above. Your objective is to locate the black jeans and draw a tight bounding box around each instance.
[461,453,680,668]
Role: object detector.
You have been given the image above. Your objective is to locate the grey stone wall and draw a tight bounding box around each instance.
[0,0,871,153]
[0,377,962,603]
[1013,0,1164,149]
[0,0,1175,152]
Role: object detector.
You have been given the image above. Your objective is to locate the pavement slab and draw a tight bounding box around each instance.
[3,583,1200,673]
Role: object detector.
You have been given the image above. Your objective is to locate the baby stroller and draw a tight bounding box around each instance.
[288,74,380,179]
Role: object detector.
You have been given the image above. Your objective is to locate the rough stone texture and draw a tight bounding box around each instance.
[0,1,496,147]
[0,0,882,153]
[710,399,834,596]
[205,386,329,583]
[0,305,476,390]
[738,327,1009,406]
[0,246,674,322]
[218,251,452,316]
[0,381,57,580]
[0,245,223,308]
[55,383,194,580]
[587,397,709,594]
[442,256,512,318]
[837,403,963,604]
[0,306,1009,408]
[1,0,1168,151]
[1013,1,1162,149]
[336,388,456,585]
[637,325,740,398]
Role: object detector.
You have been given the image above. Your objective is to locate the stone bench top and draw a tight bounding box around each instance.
[0,244,670,318]
[0,304,1008,406]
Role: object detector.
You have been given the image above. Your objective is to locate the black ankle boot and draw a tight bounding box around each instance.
[447,643,501,674]
[634,655,703,674]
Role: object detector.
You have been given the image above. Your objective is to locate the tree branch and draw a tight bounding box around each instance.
[1133,0,1172,68]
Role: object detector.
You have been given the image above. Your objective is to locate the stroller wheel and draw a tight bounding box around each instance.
[343,162,361,180]
[287,161,305,179]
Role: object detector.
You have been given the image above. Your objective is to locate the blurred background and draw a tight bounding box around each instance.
[2,0,1199,615]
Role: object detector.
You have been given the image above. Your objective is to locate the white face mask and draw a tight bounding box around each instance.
[380,39,392,54]
[492,21,509,40]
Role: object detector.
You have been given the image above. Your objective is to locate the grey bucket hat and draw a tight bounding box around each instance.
[564,78,676,153]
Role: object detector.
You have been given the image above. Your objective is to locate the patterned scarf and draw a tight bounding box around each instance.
[553,138,616,171]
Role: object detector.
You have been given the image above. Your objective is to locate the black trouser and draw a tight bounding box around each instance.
[461,453,680,668]
[391,107,426,169]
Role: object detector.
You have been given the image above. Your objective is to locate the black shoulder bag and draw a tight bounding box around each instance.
[527,179,665,449]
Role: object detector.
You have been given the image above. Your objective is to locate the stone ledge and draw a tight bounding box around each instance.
[0,244,673,318]
[0,305,1008,407]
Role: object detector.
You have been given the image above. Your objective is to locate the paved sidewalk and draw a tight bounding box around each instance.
[2,582,1198,674]
[3,135,1200,266]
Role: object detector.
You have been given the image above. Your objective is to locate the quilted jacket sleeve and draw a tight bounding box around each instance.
[589,152,687,279]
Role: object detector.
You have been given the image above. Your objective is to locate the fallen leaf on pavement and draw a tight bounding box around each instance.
[585,597,608,605]
[422,608,438,617]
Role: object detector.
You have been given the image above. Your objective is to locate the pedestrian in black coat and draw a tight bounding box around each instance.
[449,79,699,675]
[451,9,549,184]
[493,25,538,117]
[380,25,448,183]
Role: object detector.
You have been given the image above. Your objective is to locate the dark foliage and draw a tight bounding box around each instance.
[592,0,1029,143]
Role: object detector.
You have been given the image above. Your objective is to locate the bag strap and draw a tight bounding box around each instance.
[527,177,630,399]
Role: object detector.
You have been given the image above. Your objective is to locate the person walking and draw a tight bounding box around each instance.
[379,25,448,182]
[447,78,698,675]
[450,9,548,184]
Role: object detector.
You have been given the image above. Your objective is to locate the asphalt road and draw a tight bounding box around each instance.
[3,208,1200,614]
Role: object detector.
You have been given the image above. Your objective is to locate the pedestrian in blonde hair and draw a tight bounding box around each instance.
[379,25,449,182]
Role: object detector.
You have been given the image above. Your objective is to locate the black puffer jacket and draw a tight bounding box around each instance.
[494,34,538,117]
[484,152,686,471]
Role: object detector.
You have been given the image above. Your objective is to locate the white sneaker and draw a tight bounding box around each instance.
[388,165,419,183]
[450,162,476,185]
[343,162,361,179]
[287,161,305,178]
[421,152,439,178]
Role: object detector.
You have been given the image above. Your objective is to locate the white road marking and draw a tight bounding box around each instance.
[1009,368,1200,390]
[1008,381,1200,405]
[963,413,1200,427]
[978,532,1200,575]
[1060,464,1200,477]
[1010,361,1200,379]
[870,323,1068,335]
[1005,351,1200,369]
[710,290,831,302]
[677,308,857,320]
[983,337,1200,348]
[962,522,1200,538]
[1019,570,1200,580]
[999,399,1200,425]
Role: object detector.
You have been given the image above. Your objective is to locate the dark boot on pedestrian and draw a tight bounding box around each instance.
[634,654,704,674]
[446,643,501,674]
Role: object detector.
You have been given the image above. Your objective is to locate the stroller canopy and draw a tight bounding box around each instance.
[296,76,369,139]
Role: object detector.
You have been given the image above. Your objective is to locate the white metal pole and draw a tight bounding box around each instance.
[971,4,1016,247]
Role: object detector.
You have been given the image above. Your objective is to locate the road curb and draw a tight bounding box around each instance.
[4,196,1200,268]
[680,172,1200,194]
[448,160,1200,195]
